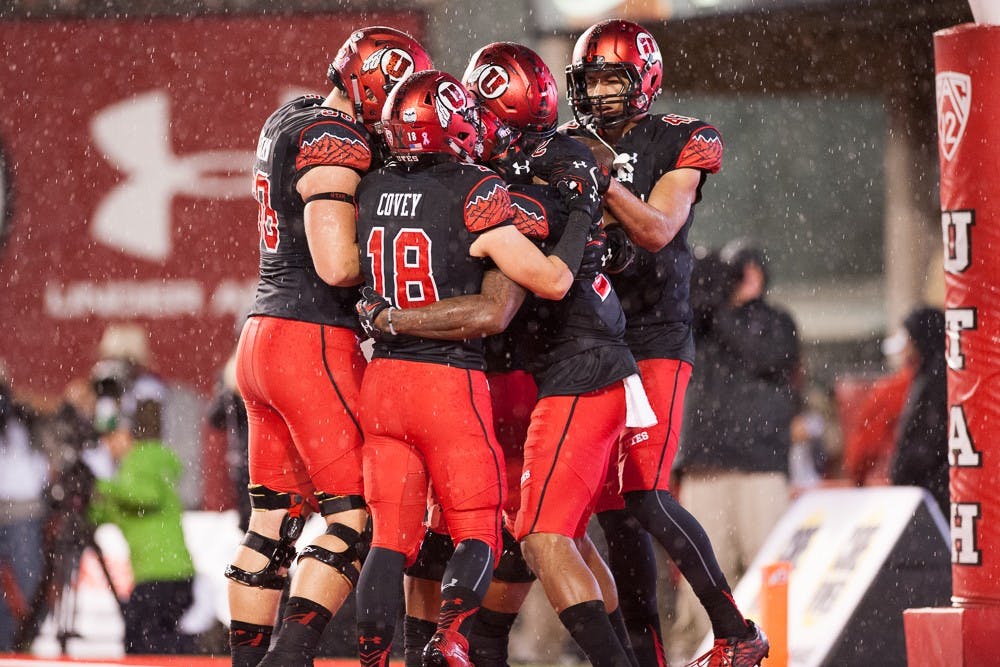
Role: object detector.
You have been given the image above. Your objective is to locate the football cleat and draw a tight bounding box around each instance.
[422,629,471,667]
[686,620,770,667]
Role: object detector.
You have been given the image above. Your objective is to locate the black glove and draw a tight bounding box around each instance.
[579,225,608,280]
[602,225,636,274]
[556,177,600,219]
[356,286,393,339]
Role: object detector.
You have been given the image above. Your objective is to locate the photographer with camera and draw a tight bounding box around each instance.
[0,361,48,651]
[87,396,196,655]
[671,240,800,656]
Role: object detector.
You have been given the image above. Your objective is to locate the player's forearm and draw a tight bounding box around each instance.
[377,295,520,340]
[603,179,684,252]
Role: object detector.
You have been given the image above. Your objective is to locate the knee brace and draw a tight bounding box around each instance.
[224,485,307,590]
[297,522,364,589]
[315,492,366,517]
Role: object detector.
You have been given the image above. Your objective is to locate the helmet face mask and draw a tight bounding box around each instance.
[327,26,433,133]
[566,61,644,128]
[566,19,663,129]
[474,103,515,163]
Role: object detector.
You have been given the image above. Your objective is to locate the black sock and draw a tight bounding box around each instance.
[469,607,518,667]
[597,509,666,667]
[608,607,640,667]
[404,616,437,667]
[625,490,748,639]
[257,596,332,666]
[229,620,272,667]
[626,614,665,667]
[438,585,481,637]
[558,600,632,667]
[357,547,406,667]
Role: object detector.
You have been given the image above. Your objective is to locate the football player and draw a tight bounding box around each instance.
[460,42,638,667]
[357,78,650,667]
[353,69,593,667]
[390,42,629,667]
[565,19,769,667]
[224,27,431,667]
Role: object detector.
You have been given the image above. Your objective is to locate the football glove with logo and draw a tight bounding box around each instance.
[579,224,608,280]
[356,286,394,339]
[602,224,636,275]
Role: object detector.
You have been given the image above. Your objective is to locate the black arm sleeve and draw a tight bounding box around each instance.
[548,209,591,276]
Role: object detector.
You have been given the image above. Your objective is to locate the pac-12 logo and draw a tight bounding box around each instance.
[936,71,971,162]
[471,64,510,100]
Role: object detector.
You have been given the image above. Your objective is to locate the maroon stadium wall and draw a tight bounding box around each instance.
[0,14,424,397]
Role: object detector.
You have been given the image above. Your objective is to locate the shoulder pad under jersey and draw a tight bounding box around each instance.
[295,110,372,173]
[675,124,723,174]
[463,172,513,233]
[508,188,551,240]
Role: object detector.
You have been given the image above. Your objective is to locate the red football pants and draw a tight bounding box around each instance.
[360,358,505,564]
[236,316,365,504]
[514,382,626,540]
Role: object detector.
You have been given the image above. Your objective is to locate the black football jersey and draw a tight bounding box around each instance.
[356,160,515,370]
[499,184,637,398]
[564,114,723,363]
[249,95,372,330]
[494,133,604,217]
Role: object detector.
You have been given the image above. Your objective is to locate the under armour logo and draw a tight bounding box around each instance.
[91,90,252,261]
[511,160,530,175]
[572,160,588,169]
[615,153,638,183]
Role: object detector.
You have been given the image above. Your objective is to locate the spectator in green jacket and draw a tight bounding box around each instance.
[88,399,196,654]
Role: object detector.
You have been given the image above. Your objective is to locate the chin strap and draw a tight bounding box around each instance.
[582,120,635,176]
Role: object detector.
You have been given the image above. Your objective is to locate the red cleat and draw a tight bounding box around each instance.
[687,620,770,667]
[422,629,471,667]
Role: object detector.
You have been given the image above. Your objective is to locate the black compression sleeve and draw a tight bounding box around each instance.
[549,209,591,276]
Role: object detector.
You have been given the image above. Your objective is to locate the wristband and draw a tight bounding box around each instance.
[386,307,398,336]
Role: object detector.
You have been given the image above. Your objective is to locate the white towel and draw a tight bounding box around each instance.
[623,373,657,428]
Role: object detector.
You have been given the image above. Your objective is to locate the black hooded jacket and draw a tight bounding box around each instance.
[676,297,800,475]
[889,307,948,515]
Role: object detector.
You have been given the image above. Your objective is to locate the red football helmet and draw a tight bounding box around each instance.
[462,42,559,140]
[381,70,484,163]
[566,19,663,128]
[328,26,433,132]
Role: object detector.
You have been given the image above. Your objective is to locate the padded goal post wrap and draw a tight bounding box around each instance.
[935,23,1000,605]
